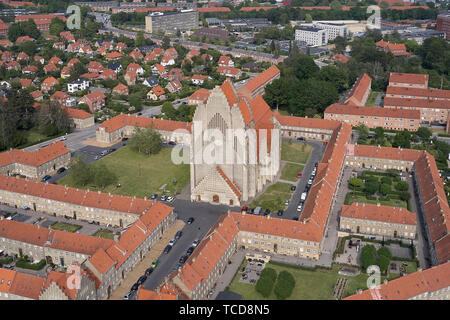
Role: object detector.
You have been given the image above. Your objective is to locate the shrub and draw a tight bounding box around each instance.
[255,267,277,297]
[274,271,296,300]
[381,176,392,185]
[15,258,46,270]
[349,177,364,189]
[400,191,411,201]
[379,183,391,195]
[378,255,390,274]
[364,181,378,195]
[396,181,409,192]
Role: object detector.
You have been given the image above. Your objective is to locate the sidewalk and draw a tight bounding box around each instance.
[108,219,185,300]
[210,249,246,300]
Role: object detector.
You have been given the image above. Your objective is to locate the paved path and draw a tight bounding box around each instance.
[210,249,246,300]
[109,220,185,300]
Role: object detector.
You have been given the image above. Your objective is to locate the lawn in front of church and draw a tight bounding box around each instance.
[248,182,293,212]
[58,145,190,198]
[281,141,312,164]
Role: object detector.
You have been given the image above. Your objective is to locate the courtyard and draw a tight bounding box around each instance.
[248,182,294,212]
[58,145,190,199]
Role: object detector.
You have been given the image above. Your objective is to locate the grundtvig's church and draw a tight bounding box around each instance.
[190,80,281,206]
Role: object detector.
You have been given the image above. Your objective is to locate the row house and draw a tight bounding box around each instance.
[0,268,45,300]
[389,72,429,89]
[0,142,70,180]
[340,202,417,240]
[324,103,421,131]
[237,65,280,100]
[344,73,372,106]
[0,174,174,228]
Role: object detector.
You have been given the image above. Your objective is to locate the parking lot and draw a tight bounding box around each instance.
[239,260,266,285]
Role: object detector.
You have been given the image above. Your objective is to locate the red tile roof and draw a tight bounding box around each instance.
[345,262,450,300]
[238,65,280,97]
[385,86,450,100]
[64,107,93,120]
[98,113,191,134]
[384,97,450,110]
[345,73,372,106]
[274,110,341,131]
[341,202,416,226]
[389,72,429,86]
[0,141,69,168]
[325,103,420,119]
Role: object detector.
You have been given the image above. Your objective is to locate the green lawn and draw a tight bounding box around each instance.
[280,163,304,182]
[49,222,82,233]
[277,109,290,116]
[345,193,408,208]
[93,230,115,240]
[281,141,312,164]
[227,262,375,300]
[365,91,380,107]
[248,182,293,212]
[58,146,190,198]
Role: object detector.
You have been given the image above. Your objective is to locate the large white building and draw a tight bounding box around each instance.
[314,22,348,41]
[295,27,328,47]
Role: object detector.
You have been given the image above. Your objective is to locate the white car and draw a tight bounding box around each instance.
[284,200,289,206]
[166,196,175,203]
[169,238,176,246]
[192,239,199,247]
[297,205,303,212]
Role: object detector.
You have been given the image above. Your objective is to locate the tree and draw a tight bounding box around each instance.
[393,130,411,148]
[0,99,19,151]
[374,127,385,140]
[330,0,343,10]
[349,177,363,189]
[274,271,295,300]
[35,101,72,136]
[360,244,377,270]
[162,36,171,50]
[379,1,389,9]
[378,246,392,260]
[68,154,93,187]
[378,254,390,274]
[379,183,391,196]
[395,181,409,192]
[161,101,178,120]
[416,127,432,141]
[364,180,378,195]
[135,31,146,47]
[129,126,163,156]
[305,14,313,23]
[400,191,411,201]
[318,65,349,92]
[49,17,66,36]
[255,267,277,297]
[93,163,118,188]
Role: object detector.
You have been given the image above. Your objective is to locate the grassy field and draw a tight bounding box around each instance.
[281,141,312,164]
[248,182,293,212]
[365,91,380,107]
[227,261,374,300]
[280,163,304,182]
[345,193,408,208]
[93,230,115,240]
[50,222,82,233]
[58,146,190,198]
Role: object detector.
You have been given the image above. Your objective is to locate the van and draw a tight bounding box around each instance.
[254,207,262,215]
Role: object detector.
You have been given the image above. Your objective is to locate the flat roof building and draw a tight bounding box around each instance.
[145,10,199,34]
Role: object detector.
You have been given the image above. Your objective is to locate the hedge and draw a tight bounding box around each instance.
[15,258,46,270]
[0,256,13,265]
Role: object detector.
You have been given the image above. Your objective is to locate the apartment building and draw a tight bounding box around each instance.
[345,73,372,106]
[96,113,191,145]
[145,10,199,34]
[389,72,429,89]
[67,78,90,93]
[0,268,45,300]
[340,203,417,240]
[324,104,420,131]
[346,261,450,300]
[314,22,348,40]
[237,65,280,100]
[436,11,450,40]
[384,97,450,125]
[385,86,450,101]
[0,174,174,227]
[0,142,70,180]
[295,27,328,46]
[273,111,341,141]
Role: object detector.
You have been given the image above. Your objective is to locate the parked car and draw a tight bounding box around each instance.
[168,141,176,146]
[101,150,108,156]
[57,167,66,174]
[175,230,182,239]
[163,245,172,254]
[292,217,299,221]
[151,259,159,268]
[192,239,199,247]
[137,275,147,285]
[94,155,100,160]
[277,210,283,216]
[187,217,194,224]
[241,206,248,212]
[296,137,305,141]
[248,207,255,214]
[150,193,158,200]
[290,185,296,191]
[284,200,289,206]
[166,196,174,203]
[297,172,302,178]
[264,209,271,216]
[179,255,187,264]
[169,238,176,246]
[160,195,168,201]
[123,292,133,300]
[3,265,13,269]
[121,137,128,141]
[301,192,307,201]
[131,283,139,291]
[173,264,181,271]
[297,204,303,212]
[254,207,262,215]
[137,112,142,116]
[41,175,51,182]
[187,247,194,255]
[145,267,154,276]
